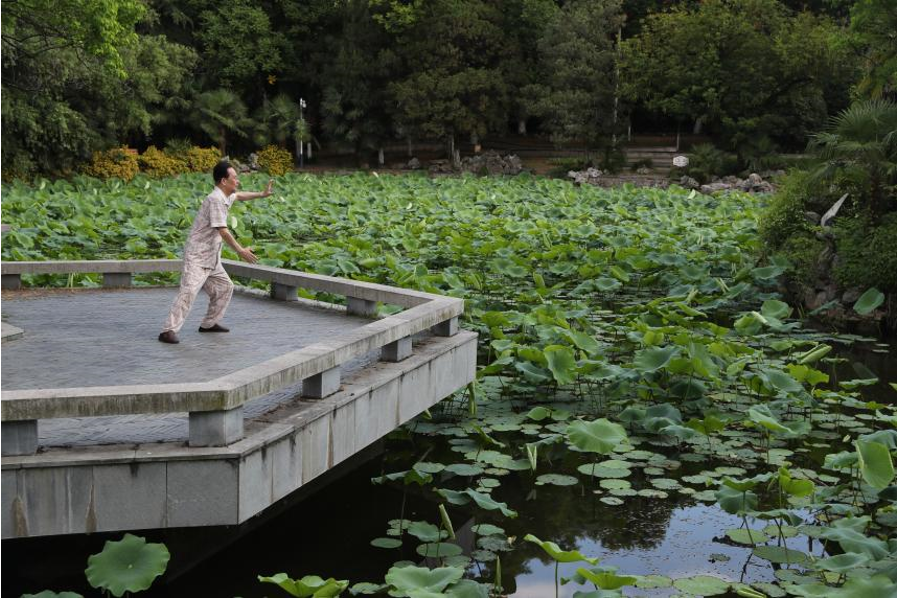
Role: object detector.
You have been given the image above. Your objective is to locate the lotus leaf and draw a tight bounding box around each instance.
[752,546,808,564]
[853,288,885,315]
[384,565,464,596]
[567,418,628,455]
[85,534,170,597]
[672,575,730,596]
[371,537,403,549]
[523,534,598,564]
[856,440,895,491]
[536,474,579,486]
[257,574,349,598]
[725,528,769,545]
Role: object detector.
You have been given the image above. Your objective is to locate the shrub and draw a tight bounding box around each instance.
[630,157,653,172]
[138,146,187,178]
[832,212,897,291]
[775,232,827,283]
[257,145,293,176]
[179,146,221,173]
[758,170,819,249]
[83,148,140,181]
[684,143,730,183]
[164,138,194,156]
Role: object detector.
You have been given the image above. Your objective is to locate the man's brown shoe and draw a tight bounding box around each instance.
[158,331,180,344]
[199,323,230,333]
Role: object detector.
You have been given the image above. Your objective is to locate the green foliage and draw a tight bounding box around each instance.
[527,0,624,151]
[850,0,897,99]
[257,145,294,176]
[684,144,737,184]
[257,574,349,598]
[621,0,858,150]
[83,148,140,181]
[138,146,187,178]
[807,99,897,212]
[194,0,287,93]
[831,212,897,291]
[758,170,827,249]
[190,88,253,155]
[84,534,170,597]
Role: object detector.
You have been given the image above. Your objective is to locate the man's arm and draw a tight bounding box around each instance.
[217,227,258,263]
[234,179,274,202]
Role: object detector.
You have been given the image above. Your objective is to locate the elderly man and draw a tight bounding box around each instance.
[158,160,273,344]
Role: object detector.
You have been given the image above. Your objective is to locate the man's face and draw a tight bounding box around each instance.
[221,168,240,195]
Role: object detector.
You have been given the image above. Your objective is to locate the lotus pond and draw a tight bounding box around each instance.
[2,173,895,598]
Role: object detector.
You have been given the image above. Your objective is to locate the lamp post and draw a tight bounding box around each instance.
[298,97,307,168]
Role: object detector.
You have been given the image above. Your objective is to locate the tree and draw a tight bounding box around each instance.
[318,0,393,162]
[192,0,288,98]
[190,88,252,156]
[807,99,897,213]
[849,0,897,99]
[527,0,625,154]
[620,0,858,152]
[383,0,511,159]
[2,0,196,175]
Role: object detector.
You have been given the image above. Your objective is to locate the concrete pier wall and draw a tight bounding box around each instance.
[2,332,477,539]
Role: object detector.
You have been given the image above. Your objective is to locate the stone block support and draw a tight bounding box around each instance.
[189,407,244,447]
[303,367,341,399]
[2,420,38,456]
[432,316,458,337]
[2,274,22,290]
[271,282,298,301]
[103,272,131,288]
[346,297,377,317]
[381,336,412,362]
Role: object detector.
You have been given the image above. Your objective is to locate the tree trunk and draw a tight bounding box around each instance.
[693,117,704,135]
[518,119,527,135]
[407,136,413,157]
[219,127,227,157]
[295,137,302,166]
[378,147,384,165]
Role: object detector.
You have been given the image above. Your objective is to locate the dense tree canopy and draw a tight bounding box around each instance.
[1,0,884,177]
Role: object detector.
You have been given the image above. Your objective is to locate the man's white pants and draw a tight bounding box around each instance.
[162,260,234,333]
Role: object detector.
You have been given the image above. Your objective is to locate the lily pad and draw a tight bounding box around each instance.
[672,575,730,596]
[85,534,170,597]
[471,524,505,536]
[371,537,403,549]
[599,479,631,490]
[599,496,624,506]
[536,474,579,486]
[752,546,808,564]
[725,528,770,545]
[445,463,484,477]
[416,542,463,558]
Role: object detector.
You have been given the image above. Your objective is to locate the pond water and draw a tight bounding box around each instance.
[3,334,893,598]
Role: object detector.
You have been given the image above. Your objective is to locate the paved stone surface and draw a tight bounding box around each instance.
[1,287,384,447]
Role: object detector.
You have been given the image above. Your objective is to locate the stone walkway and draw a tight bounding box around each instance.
[1,287,381,446]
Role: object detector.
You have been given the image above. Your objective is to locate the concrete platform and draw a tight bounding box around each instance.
[1,272,477,538]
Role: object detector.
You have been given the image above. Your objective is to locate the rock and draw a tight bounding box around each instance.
[842,288,862,304]
[804,211,821,225]
[636,166,650,175]
[407,157,421,170]
[700,182,731,194]
[248,153,260,170]
[567,167,604,186]
[679,176,700,190]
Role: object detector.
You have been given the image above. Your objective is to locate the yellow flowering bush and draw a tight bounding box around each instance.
[179,146,221,173]
[257,145,293,176]
[138,146,187,177]
[83,148,140,181]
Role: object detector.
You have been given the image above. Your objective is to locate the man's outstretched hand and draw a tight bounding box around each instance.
[263,179,274,197]
[239,247,258,264]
